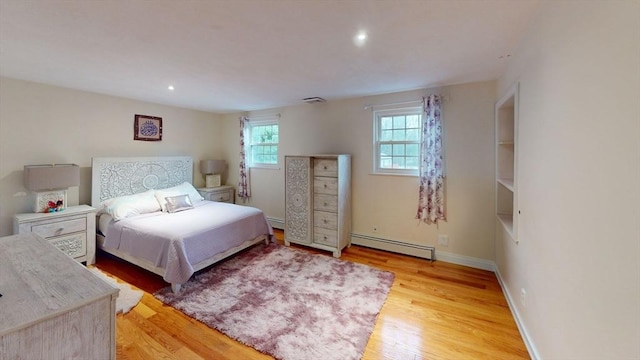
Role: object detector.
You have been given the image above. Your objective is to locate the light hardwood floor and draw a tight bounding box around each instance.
[95,229,530,359]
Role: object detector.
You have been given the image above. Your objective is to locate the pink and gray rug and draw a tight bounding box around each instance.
[154,242,394,360]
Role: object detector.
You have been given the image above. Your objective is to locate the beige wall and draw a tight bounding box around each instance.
[221,81,497,262]
[497,2,640,359]
[0,77,224,236]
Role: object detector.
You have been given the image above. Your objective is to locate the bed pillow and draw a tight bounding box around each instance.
[99,190,161,221]
[155,182,204,212]
[164,194,194,213]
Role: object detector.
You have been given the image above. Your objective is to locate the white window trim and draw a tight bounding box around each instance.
[246,117,280,170]
[372,106,422,176]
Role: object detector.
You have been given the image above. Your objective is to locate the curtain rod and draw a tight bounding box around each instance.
[364,95,449,111]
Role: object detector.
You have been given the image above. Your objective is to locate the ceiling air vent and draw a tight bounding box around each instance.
[303,97,326,104]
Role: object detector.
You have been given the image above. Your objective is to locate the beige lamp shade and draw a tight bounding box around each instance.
[200,160,226,188]
[24,164,80,191]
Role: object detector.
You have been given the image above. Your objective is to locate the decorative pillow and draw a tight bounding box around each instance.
[99,190,161,221]
[154,182,203,212]
[164,194,194,213]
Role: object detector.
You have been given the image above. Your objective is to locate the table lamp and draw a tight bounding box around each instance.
[24,164,80,212]
[199,159,226,188]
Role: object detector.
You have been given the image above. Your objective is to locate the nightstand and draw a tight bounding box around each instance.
[13,205,97,264]
[197,185,235,203]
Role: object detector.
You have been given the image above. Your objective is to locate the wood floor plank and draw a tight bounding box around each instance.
[96,229,529,359]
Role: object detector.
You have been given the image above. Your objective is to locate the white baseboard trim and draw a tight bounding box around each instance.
[435,250,496,272]
[494,267,540,360]
[267,217,284,230]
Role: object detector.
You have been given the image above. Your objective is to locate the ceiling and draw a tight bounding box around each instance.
[0,0,541,114]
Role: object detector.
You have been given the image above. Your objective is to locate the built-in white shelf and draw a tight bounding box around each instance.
[495,83,518,244]
[497,213,515,239]
[497,178,515,192]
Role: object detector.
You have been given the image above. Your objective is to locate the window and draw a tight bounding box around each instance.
[373,107,422,175]
[247,119,279,168]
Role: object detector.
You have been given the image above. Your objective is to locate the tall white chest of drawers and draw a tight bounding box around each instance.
[284,155,351,257]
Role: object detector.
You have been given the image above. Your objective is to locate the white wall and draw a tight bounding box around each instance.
[497,2,640,359]
[221,81,498,263]
[0,77,224,236]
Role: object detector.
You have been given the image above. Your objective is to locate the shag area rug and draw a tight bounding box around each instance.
[154,242,395,360]
[88,267,143,314]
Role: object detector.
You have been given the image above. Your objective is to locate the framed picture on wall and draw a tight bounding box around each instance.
[134,114,163,141]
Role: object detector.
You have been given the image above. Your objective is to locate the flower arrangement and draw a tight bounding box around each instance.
[45,200,64,213]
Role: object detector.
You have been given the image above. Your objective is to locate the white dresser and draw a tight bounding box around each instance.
[14,204,97,264]
[284,155,351,257]
[0,232,118,359]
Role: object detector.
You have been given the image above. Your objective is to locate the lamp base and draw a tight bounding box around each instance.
[34,190,67,213]
[205,174,221,188]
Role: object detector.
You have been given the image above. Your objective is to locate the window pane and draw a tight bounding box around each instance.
[406,157,419,169]
[406,144,420,156]
[392,129,405,141]
[380,130,393,141]
[380,144,392,156]
[393,116,405,129]
[392,157,405,168]
[380,156,393,168]
[406,115,421,128]
[406,129,420,141]
[392,144,405,156]
[381,117,393,130]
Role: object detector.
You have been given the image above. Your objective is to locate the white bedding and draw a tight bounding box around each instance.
[101,200,273,284]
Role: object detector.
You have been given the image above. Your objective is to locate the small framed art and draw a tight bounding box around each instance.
[134,114,163,141]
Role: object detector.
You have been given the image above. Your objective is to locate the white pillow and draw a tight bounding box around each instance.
[100,190,161,221]
[154,182,203,212]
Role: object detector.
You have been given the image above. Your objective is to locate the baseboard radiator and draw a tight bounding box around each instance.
[267,217,285,230]
[351,233,435,261]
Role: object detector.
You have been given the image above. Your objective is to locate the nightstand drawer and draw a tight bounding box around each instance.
[31,218,86,238]
[208,191,231,202]
[49,233,87,259]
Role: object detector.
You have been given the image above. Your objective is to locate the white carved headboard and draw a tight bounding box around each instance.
[91,156,194,206]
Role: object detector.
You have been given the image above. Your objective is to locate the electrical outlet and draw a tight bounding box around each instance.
[437,235,449,246]
[520,288,527,307]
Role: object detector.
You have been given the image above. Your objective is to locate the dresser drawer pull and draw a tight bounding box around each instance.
[323,219,328,224]
[323,184,327,188]
[324,236,328,240]
[218,196,224,200]
[323,166,327,170]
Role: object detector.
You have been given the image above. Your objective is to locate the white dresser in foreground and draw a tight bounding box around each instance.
[0,232,118,359]
[13,204,97,264]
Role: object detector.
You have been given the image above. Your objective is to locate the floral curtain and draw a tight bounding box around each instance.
[416,94,445,224]
[238,116,251,201]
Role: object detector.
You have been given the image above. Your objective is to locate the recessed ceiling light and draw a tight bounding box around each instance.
[354,31,367,46]
[168,85,175,90]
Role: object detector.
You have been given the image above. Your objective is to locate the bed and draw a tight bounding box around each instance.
[91,156,273,293]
